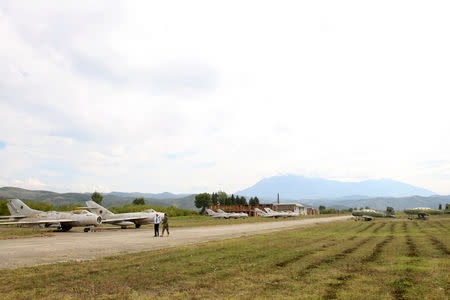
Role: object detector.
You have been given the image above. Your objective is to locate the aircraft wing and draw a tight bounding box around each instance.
[102,216,149,224]
[0,219,74,225]
[0,215,28,219]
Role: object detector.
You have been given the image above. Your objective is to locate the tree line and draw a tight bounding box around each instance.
[195,191,260,213]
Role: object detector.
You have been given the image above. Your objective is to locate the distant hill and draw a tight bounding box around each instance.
[236,175,435,200]
[0,187,197,210]
[300,195,450,211]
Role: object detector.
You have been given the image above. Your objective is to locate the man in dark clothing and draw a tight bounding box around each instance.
[154,213,161,237]
[161,215,169,237]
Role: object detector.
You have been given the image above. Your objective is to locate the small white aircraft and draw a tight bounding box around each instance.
[264,207,290,218]
[254,208,276,218]
[0,199,101,232]
[84,201,164,229]
[264,207,299,217]
[216,209,248,219]
[206,208,230,219]
[205,209,248,219]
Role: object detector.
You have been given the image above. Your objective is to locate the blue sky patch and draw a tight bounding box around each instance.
[0,141,6,150]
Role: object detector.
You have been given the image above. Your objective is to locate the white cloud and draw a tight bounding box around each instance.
[0,1,449,194]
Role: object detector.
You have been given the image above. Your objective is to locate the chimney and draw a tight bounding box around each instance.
[277,193,280,204]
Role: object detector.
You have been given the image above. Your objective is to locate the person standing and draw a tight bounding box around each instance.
[154,213,161,237]
[161,214,169,237]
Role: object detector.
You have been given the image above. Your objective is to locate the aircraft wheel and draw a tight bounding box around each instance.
[135,224,141,229]
[84,228,90,232]
[60,225,72,232]
[121,226,127,229]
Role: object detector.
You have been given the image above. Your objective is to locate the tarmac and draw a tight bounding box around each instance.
[0,215,351,269]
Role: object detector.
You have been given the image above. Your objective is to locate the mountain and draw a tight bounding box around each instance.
[0,187,197,210]
[235,175,435,200]
[301,195,450,211]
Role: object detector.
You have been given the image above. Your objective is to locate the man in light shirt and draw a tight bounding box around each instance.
[154,213,161,237]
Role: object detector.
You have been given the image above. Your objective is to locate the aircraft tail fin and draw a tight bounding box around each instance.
[7,199,41,216]
[205,209,216,216]
[85,201,114,218]
[254,208,269,216]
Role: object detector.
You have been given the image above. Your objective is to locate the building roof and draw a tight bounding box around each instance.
[273,203,305,207]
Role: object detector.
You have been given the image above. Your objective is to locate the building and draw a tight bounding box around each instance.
[273,203,306,215]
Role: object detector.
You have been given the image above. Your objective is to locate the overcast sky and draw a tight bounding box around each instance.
[1,1,449,195]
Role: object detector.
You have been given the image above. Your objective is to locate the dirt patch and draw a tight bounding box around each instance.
[429,236,450,255]
[275,238,334,267]
[405,236,418,257]
[298,237,374,276]
[362,235,394,263]
[372,223,386,234]
[389,222,396,233]
[391,272,414,300]
[402,222,408,233]
[324,274,353,299]
[357,223,376,233]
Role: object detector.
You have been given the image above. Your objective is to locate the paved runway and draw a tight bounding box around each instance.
[0,216,351,269]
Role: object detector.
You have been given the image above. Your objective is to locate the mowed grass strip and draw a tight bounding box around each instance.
[0,217,448,299]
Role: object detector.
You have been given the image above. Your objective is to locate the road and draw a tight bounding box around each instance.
[0,216,351,269]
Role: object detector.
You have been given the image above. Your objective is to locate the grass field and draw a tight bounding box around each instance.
[0,217,448,299]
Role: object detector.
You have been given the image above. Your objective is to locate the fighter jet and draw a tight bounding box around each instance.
[216,209,248,219]
[83,201,165,229]
[264,207,295,218]
[0,199,101,232]
[352,207,396,220]
[206,208,230,219]
[404,207,442,220]
[254,208,279,218]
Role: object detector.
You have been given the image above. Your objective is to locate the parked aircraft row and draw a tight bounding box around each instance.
[206,209,248,219]
[0,199,164,232]
[351,208,396,221]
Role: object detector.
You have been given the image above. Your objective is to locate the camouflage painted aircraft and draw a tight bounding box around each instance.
[352,208,396,220]
[0,199,101,232]
[84,201,165,229]
[404,207,443,219]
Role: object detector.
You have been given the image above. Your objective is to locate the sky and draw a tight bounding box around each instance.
[0,1,449,194]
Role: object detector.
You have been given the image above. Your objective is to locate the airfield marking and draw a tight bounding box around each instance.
[0,216,351,269]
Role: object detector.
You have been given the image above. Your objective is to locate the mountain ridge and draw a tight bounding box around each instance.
[0,187,196,210]
[236,175,435,199]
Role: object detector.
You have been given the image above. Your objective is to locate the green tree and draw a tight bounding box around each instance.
[91,191,103,205]
[217,191,227,206]
[319,205,326,211]
[132,198,145,205]
[438,204,442,210]
[229,194,236,205]
[211,193,218,206]
[249,197,259,206]
[240,196,247,205]
[195,193,212,214]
